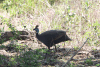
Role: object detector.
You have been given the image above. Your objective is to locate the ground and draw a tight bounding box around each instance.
[0,39,100,67]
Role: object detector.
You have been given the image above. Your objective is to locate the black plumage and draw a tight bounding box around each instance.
[33,25,71,50]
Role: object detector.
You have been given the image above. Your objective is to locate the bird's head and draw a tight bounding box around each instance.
[33,25,39,33]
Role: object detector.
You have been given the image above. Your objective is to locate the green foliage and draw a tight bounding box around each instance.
[0,0,47,16]
[96,64,100,66]
[14,44,26,51]
[17,49,45,67]
[8,57,17,66]
[0,55,7,66]
[8,42,27,52]
[0,16,16,31]
[0,49,46,67]
[74,46,79,50]
[0,45,6,49]
[92,48,96,51]
[93,21,100,36]
[84,59,93,65]
[69,61,76,67]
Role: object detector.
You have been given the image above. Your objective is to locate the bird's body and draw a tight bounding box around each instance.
[34,25,71,50]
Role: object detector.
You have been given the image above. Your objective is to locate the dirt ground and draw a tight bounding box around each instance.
[0,38,100,67]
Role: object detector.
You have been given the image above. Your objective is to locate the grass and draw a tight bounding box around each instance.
[84,59,93,66]
[0,0,100,66]
[0,49,46,67]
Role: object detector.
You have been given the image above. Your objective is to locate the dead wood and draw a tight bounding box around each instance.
[0,31,34,44]
[61,38,89,67]
[72,58,100,61]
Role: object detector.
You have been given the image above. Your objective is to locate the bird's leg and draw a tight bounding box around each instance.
[48,47,50,50]
[48,47,50,54]
[64,42,65,48]
[45,47,50,59]
[54,44,57,52]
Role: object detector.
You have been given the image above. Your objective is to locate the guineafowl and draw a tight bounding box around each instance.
[33,25,71,51]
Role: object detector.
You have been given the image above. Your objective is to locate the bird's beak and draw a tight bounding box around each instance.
[33,28,35,30]
[69,39,72,41]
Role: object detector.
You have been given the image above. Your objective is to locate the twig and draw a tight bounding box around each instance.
[61,38,89,67]
[72,57,100,61]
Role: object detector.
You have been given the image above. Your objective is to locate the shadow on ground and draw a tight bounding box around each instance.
[0,44,100,67]
[0,45,68,67]
[0,0,4,3]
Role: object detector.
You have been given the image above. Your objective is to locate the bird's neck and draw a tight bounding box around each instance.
[36,33,41,40]
[36,33,39,37]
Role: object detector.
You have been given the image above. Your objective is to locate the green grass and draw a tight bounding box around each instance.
[96,64,100,67]
[0,49,46,67]
[84,59,93,66]
[73,46,79,51]
[17,50,44,67]
[0,55,7,66]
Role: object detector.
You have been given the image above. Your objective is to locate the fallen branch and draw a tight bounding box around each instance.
[61,38,89,67]
[72,57,100,61]
[0,31,34,44]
